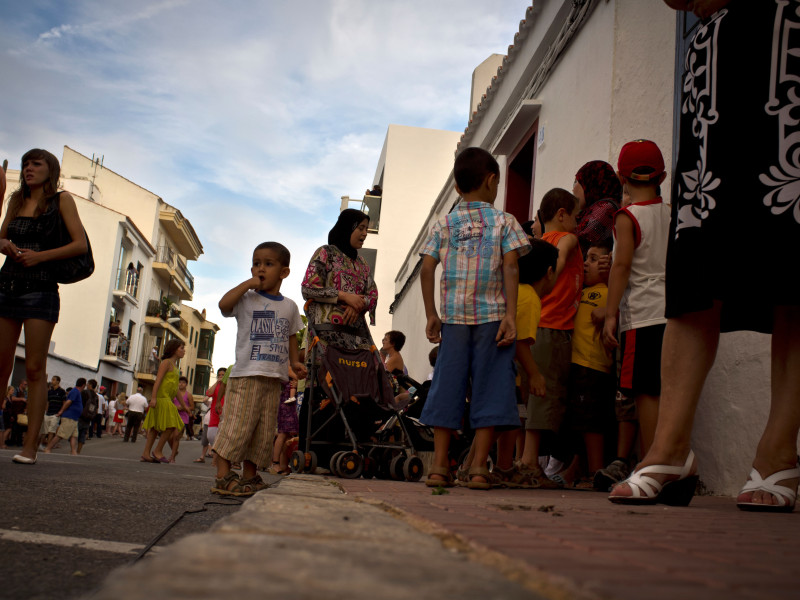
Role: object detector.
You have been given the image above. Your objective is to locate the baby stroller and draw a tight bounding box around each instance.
[289,316,425,481]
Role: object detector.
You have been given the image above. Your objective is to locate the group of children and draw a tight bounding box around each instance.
[211,140,668,499]
[421,142,670,494]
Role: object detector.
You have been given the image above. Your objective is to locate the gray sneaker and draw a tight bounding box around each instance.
[594,459,630,492]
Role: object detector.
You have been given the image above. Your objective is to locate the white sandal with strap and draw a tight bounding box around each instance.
[737,463,800,513]
[609,450,698,506]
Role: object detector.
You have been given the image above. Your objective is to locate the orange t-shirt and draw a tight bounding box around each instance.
[539,231,584,330]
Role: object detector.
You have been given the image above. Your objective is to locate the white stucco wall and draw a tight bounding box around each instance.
[61,146,161,243]
[365,125,461,344]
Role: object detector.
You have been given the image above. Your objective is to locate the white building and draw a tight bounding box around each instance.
[384,0,773,496]
[2,146,204,398]
[340,124,461,344]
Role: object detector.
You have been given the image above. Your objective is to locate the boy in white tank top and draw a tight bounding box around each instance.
[602,140,671,457]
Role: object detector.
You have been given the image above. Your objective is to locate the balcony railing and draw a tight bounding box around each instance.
[175,259,194,293]
[156,245,175,267]
[105,333,130,361]
[115,267,140,299]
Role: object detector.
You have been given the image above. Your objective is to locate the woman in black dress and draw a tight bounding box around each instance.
[0,149,87,464]
[610,1,800,511]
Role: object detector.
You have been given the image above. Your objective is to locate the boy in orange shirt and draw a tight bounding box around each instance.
[517,188,583,482]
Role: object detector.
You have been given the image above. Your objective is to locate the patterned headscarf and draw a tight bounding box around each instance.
[575,160,622,208]
[328,208,369,260]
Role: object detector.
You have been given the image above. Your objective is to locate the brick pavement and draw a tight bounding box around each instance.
[337,478,800,600]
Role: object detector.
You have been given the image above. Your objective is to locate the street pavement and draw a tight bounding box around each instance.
[0,433,272,600]
[5,436,800,600]
[90,468,799,600]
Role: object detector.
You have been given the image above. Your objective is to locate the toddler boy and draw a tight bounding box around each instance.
[212,242,307,496]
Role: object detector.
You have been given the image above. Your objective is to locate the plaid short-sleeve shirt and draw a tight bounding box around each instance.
[420,201,530,325]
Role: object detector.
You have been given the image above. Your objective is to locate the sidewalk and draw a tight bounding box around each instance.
[94,474,799,600]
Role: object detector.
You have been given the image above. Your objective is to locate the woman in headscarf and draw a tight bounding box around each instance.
[572,160,622,254]
[301,209,377,356]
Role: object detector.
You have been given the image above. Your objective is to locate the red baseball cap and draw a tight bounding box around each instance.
[618,139,665,182]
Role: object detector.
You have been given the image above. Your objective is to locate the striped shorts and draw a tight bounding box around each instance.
[212,375,281,468]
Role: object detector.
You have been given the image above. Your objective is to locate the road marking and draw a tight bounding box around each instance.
[0,528,160,555]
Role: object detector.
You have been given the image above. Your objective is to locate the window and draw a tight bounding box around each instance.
[193,365,211,396]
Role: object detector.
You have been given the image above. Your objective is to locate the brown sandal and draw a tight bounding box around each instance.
[236,475,270,496]
[211,471,241,496]
[425,465,455,488]
[467,466,502,490]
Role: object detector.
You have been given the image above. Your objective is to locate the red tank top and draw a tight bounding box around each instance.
[539,231,584,330]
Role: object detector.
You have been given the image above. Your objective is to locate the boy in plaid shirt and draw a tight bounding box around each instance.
[419,147,530,490]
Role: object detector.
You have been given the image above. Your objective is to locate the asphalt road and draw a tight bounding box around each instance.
[0,433,282,600]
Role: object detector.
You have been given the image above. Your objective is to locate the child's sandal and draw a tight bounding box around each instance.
[236,475,270,497]
[425,465,455,488]
[467,466,502,490]
[211,471,241,496]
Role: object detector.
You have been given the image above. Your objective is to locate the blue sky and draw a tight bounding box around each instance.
[0,0,532,364]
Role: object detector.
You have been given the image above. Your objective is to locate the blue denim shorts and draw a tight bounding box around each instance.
[0,289,60,323]
[420,321,519,430]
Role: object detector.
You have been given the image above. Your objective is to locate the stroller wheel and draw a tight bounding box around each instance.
[403,456,424,482]
[306,451,318,474]
[329,451,345,477]
[289,450,305,474]
[338,451,364,479]
[389,454,406,481]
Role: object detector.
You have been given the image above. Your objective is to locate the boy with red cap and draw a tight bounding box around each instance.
[602,140,671,459]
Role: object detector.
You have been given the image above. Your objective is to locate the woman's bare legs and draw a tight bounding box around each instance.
[17,319,56,461]
[739,305,800,506]
[0,317,22,398]
[142,428,158,459]
[153,427,175,460]
[610,304,720,497]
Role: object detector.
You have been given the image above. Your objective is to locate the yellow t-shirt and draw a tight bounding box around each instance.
[515,284,541,388]
[571,283,613,374]
[516,284,541,343]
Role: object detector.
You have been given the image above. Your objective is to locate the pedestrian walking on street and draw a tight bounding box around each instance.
[111,392,126,436]
[140,340,186,463]
[170,376,193,462]
[124,386,147,443]
[0,148,89,465]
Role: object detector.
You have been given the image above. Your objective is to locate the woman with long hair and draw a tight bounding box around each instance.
[140,340,186,463]
[0,149,88,464]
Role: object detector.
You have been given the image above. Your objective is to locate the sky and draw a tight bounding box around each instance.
[0,0,532,367]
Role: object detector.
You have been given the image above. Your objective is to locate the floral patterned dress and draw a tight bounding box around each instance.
[301,245,378,363]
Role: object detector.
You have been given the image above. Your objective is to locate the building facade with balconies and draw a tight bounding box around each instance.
[180,304,219,404]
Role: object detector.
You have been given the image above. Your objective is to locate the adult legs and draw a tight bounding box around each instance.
[153,427,175,460]
[738,306,800,506]
[17,319,56,461]
[0,317,22,402]
[609,304,720,498]
[142,427,158,459]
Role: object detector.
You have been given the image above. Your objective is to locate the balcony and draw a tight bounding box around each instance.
[159,208,202,261]
[135,336,160,382]
[144,298,188,342]
[102,333,130,366]
[341,194,381,233]
[153,246,194,301]
[112,267,140,306]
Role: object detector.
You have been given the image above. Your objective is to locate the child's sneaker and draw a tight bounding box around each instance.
[493,464,538,488]
[593,459,630,492]
[517,462,562,489]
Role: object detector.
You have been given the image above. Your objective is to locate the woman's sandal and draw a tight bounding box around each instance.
[608,450,698,506]
[211,471,242,496]
[193,458,206,463]
[425,465,455,488]
[140,455,156,463]
[467,466,502,490]
[737,462,800,513]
